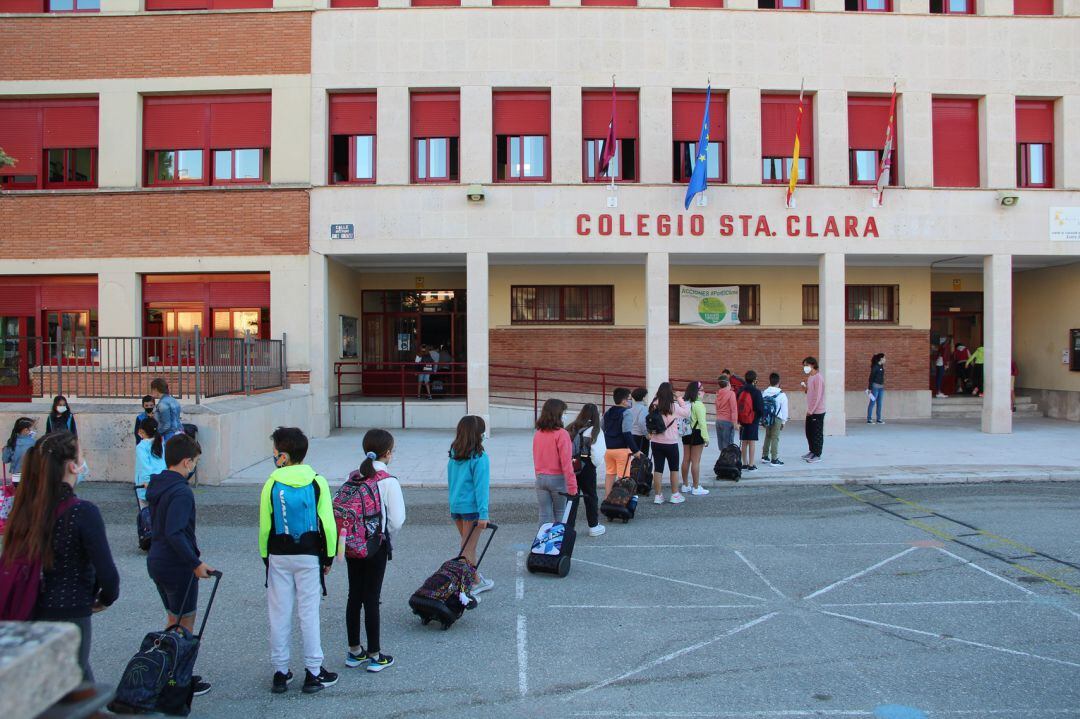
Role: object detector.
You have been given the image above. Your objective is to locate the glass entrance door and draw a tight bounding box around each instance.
[0,317,32,400]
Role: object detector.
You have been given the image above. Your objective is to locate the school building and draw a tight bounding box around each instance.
[2,0,1080,466]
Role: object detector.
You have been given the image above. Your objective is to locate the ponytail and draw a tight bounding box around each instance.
[359,429,395,479]
[139,417,163,459]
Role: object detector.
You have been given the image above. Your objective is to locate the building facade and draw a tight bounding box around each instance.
[2,0,1079,441]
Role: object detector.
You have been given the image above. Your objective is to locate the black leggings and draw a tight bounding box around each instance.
[346,544,389,654]
[576,459,600,528]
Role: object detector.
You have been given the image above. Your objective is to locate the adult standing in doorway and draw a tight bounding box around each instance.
[150,379,183,442]
[866,353,886,425]
[802,357,825,464]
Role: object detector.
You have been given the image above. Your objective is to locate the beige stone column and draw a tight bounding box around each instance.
[980,94,1014,188]
[640,85,671,184]
[97,270,141,369]
[97,88,139,189]
[1063,0,1080,16]
[551,0,579,8]
[896,0,929,10]
[462,0,491,6]
[100,0,139,10]
[982,254,1012,434]
[639,0,667,7]
[461,85,493,184]
[645,253,669,394]
[1057,96,1080,188]
[727,86,761,185]
[977,0,1011,14]
[377,86,410,185]
[271,78,312,185]
[309,252,332,437]
[551,85,582,184]
[812,0,845,11]
[815,89,848,186]
[898,91,932,187]
[466,252,490,428]
[725,0,757,8]
[819,253,846,436]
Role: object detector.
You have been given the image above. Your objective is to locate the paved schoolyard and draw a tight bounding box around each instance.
[225,417,1080,487]
[78,481,1080,719]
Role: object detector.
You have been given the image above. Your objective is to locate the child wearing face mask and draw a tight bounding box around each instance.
[45,395,77,437]
[3,417,37,482]
[259,427,338,696]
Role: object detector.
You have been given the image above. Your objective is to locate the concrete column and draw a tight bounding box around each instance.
[895,0,929,11]
[815,89,848,186]
[97,270,141,369]
[727,86,761,185]
[551,0,580,7]
[100,0,139,10]
[640,85,671,184]
[812,0,845,11]
[377,86,410,185]
[639,0,667,7]
[977,0,1011,14]
[275,0,316,7]
[982,254,1012,434]
[1057,96,1080,189]
[645,253,669,394]
[381,0,408,7]
[466,252,490,427]
[460,85,493,185]
[270,257,311,373]
[462,0,491,6]
[725,0,757,8]
[980,94,1014,188]
[308,252,332,437]
[1063,0,1080,16]
[898,91,932,188]
[271,78,312,185]
[310,87,328,188]
[551,85,582,184]
[818,253,846,436]
[97,88,139,189]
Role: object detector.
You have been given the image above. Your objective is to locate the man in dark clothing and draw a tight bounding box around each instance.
[134,395,156,443]
[146,433,215,697]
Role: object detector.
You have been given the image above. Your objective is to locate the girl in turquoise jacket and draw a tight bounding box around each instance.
[446,415,493,595]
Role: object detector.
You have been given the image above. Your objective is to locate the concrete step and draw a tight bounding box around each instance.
[932,406,1042,419]
[932,395,1036,406]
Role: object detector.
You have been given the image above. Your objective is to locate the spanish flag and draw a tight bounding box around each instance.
[786,81,805,209]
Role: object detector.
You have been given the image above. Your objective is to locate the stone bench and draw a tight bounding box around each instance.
[0,621,83,719]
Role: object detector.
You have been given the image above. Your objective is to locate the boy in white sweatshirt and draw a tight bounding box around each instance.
[760,373,789,466]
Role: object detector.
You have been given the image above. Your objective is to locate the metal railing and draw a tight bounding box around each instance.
[3,329,287,402]
[334,360,467,429]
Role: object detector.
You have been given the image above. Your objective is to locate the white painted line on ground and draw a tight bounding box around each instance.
[803,546,919,600]
[574,558,768,602]
[567,612,779,699]
[575,542,912,549]
[546,604,761,610]
[516,550,525,601]
[516,614,528,697]
[733,549,787,599]
[569,710,1080,717]
[819,600,1029,608]
[819,610,1080,669]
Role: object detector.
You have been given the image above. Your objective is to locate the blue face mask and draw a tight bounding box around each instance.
[75,460,89,485]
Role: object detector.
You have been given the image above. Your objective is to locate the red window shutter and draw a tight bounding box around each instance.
[761,94,813,157]
[143,98,210,150]
[146,0,207,9]
[209,96,271,149]
[142,282,206,303]
[42,102,99,149]
[1016,100,1054,144]
[41,284,98,310]
[330,93,377,136]
[0,289,38,315]
[1014,0,1053,14]
[492,91,551,136]
[211,0,272,7]
[209,281,270,307]
[410,92,460,138]
[1,0,46,11]
[847,96,893,149]
[582,91,639,139]
[672,91,726,143]
[0,104,42,178]
[932,98,979,187]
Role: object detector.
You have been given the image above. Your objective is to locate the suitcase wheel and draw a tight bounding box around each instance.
[421,616,432,626]
[441,622,452,630]
[526,562,538,574]
[557,555,571,578]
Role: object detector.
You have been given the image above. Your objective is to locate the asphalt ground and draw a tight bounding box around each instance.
[76,481,1080,719]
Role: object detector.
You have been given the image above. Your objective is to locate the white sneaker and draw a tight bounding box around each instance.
[473,575,495,594]
[680,484,692,493]
[935,393,948,398]
[588,524,607,537]
[691,486,710,496]
[670,493,686,505]
[653,493,665,505]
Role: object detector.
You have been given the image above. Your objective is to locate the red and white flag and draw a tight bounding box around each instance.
[874,82,898,206]
[597,81,617,179]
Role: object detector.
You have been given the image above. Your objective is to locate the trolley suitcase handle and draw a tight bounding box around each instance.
[473,521,499,571]
[195,570,223,640]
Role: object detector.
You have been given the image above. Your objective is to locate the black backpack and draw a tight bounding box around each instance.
[644,408,671,436]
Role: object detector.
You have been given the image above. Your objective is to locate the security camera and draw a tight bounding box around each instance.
[466,184,485,203]
[997,191,1019,207]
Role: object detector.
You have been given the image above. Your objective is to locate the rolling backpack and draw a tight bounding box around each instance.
[736,388,755,426]
[714,444,742,482]
[333,470,386,560]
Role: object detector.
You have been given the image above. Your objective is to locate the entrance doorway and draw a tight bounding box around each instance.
[0,317,33,401]
[930,292,983,394]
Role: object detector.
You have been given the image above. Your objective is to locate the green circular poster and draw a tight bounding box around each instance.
[697,296,728,324]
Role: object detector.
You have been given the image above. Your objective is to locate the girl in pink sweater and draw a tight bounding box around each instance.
[531,398,579,526]
[648,382,690,505]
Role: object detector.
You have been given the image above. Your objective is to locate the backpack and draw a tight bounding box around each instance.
[676,416,693,437]
[645,408,672,436]
[270,481,319,545]
[0,496,78,621]
[333,471,386,560]
[761,392,783,427]
[736,388,755,426]
[571,429,591,474]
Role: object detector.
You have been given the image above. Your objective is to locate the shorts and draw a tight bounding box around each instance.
[604,448,632,477]
[418,374,431,383]
[681,428,705,446]
[153,574,198,618]
[651,442,680,473]
[451,512,480,521]
[740,423,760,442]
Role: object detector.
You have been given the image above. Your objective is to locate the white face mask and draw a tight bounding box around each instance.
[803,366,812,375]
[57,405,68,414]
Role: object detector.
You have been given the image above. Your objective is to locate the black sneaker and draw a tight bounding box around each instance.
[771,459,784,466]
[271,671,293,694]
[192,679,211,697]
[303,667,338,694]
[366,653,395,673]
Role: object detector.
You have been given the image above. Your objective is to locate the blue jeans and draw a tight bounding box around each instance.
[714,420,735,449]
[867,384,884,422]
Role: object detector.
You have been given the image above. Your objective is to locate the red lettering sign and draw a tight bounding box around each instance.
[571,213,878,239]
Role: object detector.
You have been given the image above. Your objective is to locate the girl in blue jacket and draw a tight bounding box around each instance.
[446,415,493,594]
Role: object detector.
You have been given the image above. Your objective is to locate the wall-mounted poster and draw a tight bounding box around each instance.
[340,315,358,358]
[679,286,741,326]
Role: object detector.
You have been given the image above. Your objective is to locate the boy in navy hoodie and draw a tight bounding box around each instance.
[146,433,215,697]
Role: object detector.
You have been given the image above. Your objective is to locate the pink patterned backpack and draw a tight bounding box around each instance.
[332,469,386,560]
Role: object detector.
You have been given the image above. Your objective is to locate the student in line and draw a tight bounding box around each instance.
[628,387,651,461]
[446,415,494,593]
[760,373,788,466]
[802,356,825,464]
[566,403,606,537]
[334,429,406,675]
[679,381,710,496]
[149,379,183,441]
[601,388,640,496]
[3,417,36,480]
[134,417,166,509]
[934,340,950,399]
[738,371,764,472]
[649,382,689,505]
[713,377,738,450]
[45,395,77,437]
[1,431,119,681]
[867,353,886,424]
[260,427,339,695]
[134,395,156,443]
[532,399,579,525]
[966,345,985,398]
[145,433,214,697]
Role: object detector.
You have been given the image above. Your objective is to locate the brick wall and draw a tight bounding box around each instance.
[0,12,310,81]
[1,188,309,258]
[286,370,310,385]
[490,326,929,391]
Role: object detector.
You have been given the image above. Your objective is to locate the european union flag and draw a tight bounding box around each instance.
[684,85,711,210]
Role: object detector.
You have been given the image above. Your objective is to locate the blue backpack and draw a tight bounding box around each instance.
[761,392,783,427]
[271,482,319,543]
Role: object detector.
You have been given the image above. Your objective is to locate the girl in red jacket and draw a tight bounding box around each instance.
[531,398,579,526]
